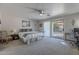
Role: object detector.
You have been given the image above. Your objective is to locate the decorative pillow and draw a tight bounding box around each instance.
[23,34,27,37]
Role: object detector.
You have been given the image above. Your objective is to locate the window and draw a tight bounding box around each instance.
[53,20,64,33]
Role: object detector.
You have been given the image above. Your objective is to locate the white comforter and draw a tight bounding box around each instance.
[19,32,43,43]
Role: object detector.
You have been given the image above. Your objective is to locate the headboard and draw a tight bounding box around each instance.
[19,29,32,32]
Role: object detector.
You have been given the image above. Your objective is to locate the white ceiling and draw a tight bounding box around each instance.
[0,3,79,20]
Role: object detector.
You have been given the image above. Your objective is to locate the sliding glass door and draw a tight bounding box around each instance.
[43,19,64,38]
[44,21,50,37]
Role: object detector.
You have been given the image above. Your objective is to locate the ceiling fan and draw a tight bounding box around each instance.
[25,7,50,16]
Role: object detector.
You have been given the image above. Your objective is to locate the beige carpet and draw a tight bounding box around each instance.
[0,37,79,55]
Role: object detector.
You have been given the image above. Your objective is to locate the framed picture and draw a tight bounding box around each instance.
[22,20,30,27]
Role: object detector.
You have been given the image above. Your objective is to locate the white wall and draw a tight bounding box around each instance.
[1,9,79,34]
[63,17,74,33]
[75,20,79,28]
[63,13,79,33]
[48,13,79,33]
[0,12,39,32]
[39,13,79,40]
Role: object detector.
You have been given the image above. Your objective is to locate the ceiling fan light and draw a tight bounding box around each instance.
[40,14,43,16]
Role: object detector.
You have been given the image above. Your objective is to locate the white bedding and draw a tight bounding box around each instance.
[18,32,44,44]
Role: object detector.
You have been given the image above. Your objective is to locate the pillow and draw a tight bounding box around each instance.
[23,34,27,37]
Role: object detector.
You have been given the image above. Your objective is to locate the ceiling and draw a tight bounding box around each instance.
[0,3,79,20]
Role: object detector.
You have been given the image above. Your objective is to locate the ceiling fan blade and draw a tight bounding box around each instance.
[25,7,50,16]
[25,7,41,13]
